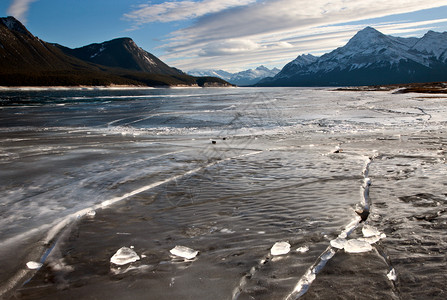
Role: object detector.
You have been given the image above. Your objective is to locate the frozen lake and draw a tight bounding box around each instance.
[0,87,446,299]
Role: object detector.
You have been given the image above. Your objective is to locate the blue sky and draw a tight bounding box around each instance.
[2,1,447,72]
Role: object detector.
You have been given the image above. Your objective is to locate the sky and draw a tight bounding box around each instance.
[2,0,447,72]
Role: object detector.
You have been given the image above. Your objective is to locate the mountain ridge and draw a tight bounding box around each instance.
[55,38,185,76]
[0,16,230,87]
[188,66,280,86]
[258,27,447,86]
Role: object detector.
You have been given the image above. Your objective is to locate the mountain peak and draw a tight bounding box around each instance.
[350,26,384,40]
[0,16,32,37]
[411,29,447,59]
[343,26,390,52]
[256,65,270,71]
[359,26,380,33]
[292,54,318,66]
[57,37,184,76]
[258,28,447,87]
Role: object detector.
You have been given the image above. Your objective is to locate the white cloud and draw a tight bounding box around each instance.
[199,39,260,56]
[170,0,447,43]
[7,0,37,24]
[273,42,294,49]
[127,0,447,71]
[124,0,257,26]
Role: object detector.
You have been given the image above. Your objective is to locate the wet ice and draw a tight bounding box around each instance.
[1,87,447,299]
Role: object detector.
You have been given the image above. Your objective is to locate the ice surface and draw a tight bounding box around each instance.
[3,88,447,299]
[26,261,42,270]
[387,268,397,281]
[110,247,140,265]
[169,245,199,260]
[270,241,291,256]
[343,239,373,253]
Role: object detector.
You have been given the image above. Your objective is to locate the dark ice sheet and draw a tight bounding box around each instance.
[0,87,446,299]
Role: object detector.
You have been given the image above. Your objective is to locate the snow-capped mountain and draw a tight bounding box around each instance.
[258,27,447,86]
[0,16,229,87]
[56,38,184,76]
[229,66,281,86]
[188,69,234,81]
[411,30,447,60]
[188,66,280,86]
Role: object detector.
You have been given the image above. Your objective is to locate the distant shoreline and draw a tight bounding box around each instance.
[1,83,446,93]
[335,81,447,94]
[0,85,238,91]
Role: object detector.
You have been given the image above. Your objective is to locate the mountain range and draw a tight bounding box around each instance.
[258,27,447,86]
[0,16,230,87]
[2,17,447,88]
[188,66,280,86]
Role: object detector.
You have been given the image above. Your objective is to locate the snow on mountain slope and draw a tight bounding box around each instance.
[410,30,447,60]
[229,66,280,85]
[57,38,184,76]
[188,69,233,81]
[188,66,280,85]
[314,27,428,72]
[258,27,447,86]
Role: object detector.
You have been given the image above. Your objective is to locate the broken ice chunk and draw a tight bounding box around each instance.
[26,261,43,270]
[270,241,291,256]
[110,247,140,265]
[358,233,386,244]
[362,225,381,238]
[344,239,373,253]
[296,246,310,253]
[170,245,199,260]
[364,178,372,186]
[387,268,397,281]
[330,237,347,249]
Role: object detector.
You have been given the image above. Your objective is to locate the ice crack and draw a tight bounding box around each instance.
[285,154,377,299]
